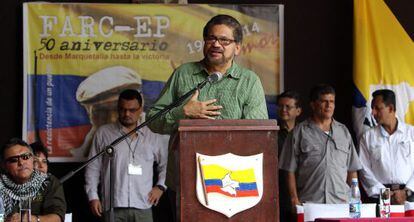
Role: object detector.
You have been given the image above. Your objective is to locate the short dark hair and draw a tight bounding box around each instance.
[1,138,32,162]
[277,90,301,108]
[30,141,48,159]
[309,84,336,102]
[118,89,143,106]
[203,14,243,43]
[372,89,396,111]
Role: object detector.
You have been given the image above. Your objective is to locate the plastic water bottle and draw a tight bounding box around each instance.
[349,178,361,218]
[0,195,4,222]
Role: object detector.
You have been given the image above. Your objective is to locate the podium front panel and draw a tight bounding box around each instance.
[177,119,279,222]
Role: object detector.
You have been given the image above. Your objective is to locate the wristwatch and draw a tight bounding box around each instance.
[156,185,166,192]
[406,188,413,197]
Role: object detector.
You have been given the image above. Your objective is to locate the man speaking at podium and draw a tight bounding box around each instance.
[147,14,268,134]
[147,14,268,220]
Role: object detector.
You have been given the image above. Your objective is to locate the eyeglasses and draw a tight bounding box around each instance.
[277,105,297,111]
[204,36,237,46]
[5,152,33,164]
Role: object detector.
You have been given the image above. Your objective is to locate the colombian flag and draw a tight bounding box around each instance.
[353,0,414,138]
[201,164,259,197]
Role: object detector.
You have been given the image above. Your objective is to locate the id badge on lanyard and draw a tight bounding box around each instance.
[128,163,142,175]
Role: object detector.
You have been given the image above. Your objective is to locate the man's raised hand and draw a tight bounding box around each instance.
[183,90,222,119]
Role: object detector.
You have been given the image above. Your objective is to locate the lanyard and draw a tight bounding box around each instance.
[118,127,139,160]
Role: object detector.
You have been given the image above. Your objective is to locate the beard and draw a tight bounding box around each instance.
[205,48,234,66]
[206,53,226,66]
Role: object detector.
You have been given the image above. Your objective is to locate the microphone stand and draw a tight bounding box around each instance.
[59,77,214,222]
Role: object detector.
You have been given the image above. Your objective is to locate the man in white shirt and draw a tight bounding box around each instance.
[85,89,168,222]
[359,89,414,204]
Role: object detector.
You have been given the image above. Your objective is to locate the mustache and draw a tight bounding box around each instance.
[208,48,224,53]
[17,166,31,171]
[120,117,135,123]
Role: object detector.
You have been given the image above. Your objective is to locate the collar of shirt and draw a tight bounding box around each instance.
[116,121,144,137]
[379,118,405,138]
[304,118,347,144]
[194,60,241,79]
[278,119,295,134]
[305,118,339,132]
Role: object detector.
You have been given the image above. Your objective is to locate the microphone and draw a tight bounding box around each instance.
[207,72,223,83]
[196,72,223,90]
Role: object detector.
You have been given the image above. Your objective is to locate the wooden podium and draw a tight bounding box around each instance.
[176,119,279,222]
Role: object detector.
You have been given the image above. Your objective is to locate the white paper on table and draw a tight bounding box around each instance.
[405,201,414,212]
[303,203,349,222]
[361,203,376,218]
[299,203,376,221]
[390,205,405,214]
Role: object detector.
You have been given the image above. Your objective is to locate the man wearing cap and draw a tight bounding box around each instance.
[74,66,142,158]
[359,89,414,204]
[84,89,168,222]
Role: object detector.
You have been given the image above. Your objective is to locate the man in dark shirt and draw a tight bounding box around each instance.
[0,138,66,222]
[276,90,302,222]
[277,90,302,153]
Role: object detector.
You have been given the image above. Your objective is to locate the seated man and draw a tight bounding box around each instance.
[31,141,49,174]
[0,138,66,222]
[359,89,414,204]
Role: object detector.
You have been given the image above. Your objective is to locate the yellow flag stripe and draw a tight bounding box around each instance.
[201,164,256,183]
[353,0,414,100]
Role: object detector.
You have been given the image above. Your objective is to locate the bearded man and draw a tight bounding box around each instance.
[147,14,268,221]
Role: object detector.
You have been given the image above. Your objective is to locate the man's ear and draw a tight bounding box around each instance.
[391,104,396,113]
[296,107,302,116]
[387,104,395,113]
[234,43,241,56]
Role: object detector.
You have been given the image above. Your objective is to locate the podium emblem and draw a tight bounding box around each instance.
[196,153,263,217]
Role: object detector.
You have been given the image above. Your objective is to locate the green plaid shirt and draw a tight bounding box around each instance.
[147,60,268,134]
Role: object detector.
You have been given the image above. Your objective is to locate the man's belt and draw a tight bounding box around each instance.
[384,184,405,191]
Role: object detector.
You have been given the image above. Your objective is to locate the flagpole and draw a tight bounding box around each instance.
[197,156,209,206]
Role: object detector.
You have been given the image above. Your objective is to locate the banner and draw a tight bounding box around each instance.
[353,0,414,139]
[23,3,283,161]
